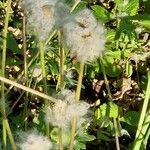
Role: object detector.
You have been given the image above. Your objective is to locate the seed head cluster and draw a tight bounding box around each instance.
[22,0,69,41]
[63,9,105,62]
[18,130,52,150]
[22,0,105,61]
[45,89,90,128]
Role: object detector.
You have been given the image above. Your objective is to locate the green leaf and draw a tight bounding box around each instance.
[7,33,22,54]
[115,0,139,16]
[48,59,59,75]
[103,56,121,77]
[97,131,111,141]
[115,18,136,40]
[77,133,96,142]
[95,102,119,119]
[74,141,86,150]
[106,51,122,60]
[125,0,139,16]
[50,128,70,146]
[6,57,23,66]
[125,61,133,77]
[109,102,119,118]
[138,20,150,29]
[106,30,116,43]
[91,5,114,22]
[120,111,140,126]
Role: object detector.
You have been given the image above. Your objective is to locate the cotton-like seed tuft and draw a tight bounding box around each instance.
[18,130,53,150]
[22,0,57,41]
[22,0,70,41]
[46,99,70,128]
[45,90,90,128]
[63,8,105,62]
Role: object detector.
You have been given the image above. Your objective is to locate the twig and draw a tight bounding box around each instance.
[0,76,57,103]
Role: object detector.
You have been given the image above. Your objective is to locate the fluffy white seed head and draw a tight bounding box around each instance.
[22,0,70,41]
[22,0,58,41]
[46,100,70,128]
[46,89,90,128]
[59,89,76,104]
[63,8,105,62]
[18,130,52,150]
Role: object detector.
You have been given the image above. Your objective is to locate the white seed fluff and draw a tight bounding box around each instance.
[18,131,52,150]
[46,100,70,128]
[45,90,90,128]
[63,8,105,62]
[22,0,58,41]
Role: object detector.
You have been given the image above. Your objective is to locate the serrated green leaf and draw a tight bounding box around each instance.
[115,18,136,40]
[96,102,119,119]
[120,111,140,126]
[115,0,139,16]
[91,5,114,22]
[125,0,139,16]
[109,102,119,118]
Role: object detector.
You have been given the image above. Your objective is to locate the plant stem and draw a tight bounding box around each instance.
[75,61,84,102]
[70,0,81,12]
[133,71,150,149]
[143,122,150,148]
[1,0,16,149]
[2,120,6,149]
[69,60,85,150]
[22,14,29,130]
[5,30,55,96]
[57,30,65,150]
[100,58,120,150]
[0,76,57,103]
[58,128,64,150]
[69,117,77,150]
[57,30,64,91]
[39,41,50,137]
[3,118,16,150]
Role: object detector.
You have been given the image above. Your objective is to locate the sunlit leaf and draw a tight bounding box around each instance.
[120,111,140,126]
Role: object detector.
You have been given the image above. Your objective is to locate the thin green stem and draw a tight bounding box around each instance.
[70,0,81,12]
[133,70,150,149]
[2,121,6,150]
[69,117,77,150]
[133,111,150,150]
[57,30,64,91]
[58,128,64,150]
[1,0,16,149]
[4,118,16,150]
[57,30,65,150]
[100,58,120,150]
[143,124,150,148]
[22,14,29,130]
[75,61,84,102]
[39,41,49,137]
[69,60,85,150]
